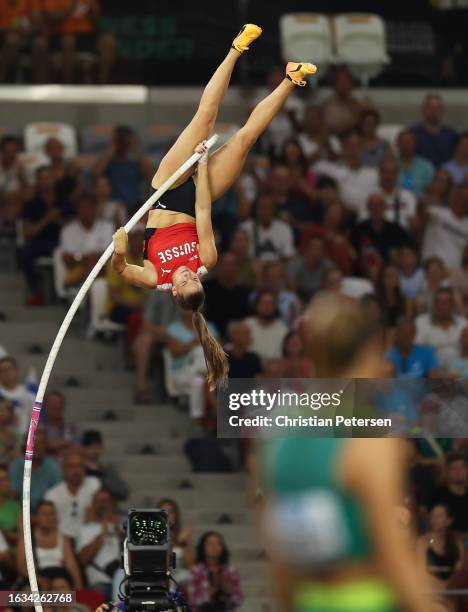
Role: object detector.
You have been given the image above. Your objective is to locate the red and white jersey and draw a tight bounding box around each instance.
[144,222,207,291]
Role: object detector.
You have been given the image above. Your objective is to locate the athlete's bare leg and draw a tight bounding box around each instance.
[152,49,242,188]
[208,79,294,200]
[208,62,316,199]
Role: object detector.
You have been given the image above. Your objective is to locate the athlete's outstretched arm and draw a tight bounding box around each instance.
[194,143,217,270]
[111,228,157,289]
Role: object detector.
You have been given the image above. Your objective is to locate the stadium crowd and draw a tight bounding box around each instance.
[0,0,117,84]
[1,65,468,610]
[0,362,244,611]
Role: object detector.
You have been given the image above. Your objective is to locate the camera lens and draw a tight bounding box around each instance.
[129,512,168,546]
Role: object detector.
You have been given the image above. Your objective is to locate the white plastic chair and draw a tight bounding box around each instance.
[24,122,77,157]
[280,13,333,76]
[333,14,390,87]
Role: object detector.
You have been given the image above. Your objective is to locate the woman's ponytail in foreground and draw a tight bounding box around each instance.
[176,289,229,391]
[192,310,229,391]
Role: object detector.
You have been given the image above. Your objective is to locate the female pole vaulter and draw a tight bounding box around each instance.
[111,24,317,389]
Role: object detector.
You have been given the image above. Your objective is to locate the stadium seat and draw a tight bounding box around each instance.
[377,123,404,152]
[279,13,333,76]
[333,14,390,87]
[24,122,77,157]
[81,125,114,154]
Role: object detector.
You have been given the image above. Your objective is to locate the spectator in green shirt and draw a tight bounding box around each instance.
[0,466,20,549]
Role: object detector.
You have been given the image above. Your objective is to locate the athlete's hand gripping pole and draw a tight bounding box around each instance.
[22,134,219,612]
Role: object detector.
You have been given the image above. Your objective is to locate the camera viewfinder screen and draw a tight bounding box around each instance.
[129,512,168,546]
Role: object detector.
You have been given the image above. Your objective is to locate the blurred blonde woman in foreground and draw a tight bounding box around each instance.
[260,293,441,612]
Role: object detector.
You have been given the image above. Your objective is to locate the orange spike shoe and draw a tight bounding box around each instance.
[286,62,318,87]
[232,23,262,53]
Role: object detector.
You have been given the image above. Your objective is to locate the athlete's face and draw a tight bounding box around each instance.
[171,266,202,297]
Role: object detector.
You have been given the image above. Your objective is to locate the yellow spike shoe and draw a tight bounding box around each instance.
[232,23,262,53]
[286,62,318,87]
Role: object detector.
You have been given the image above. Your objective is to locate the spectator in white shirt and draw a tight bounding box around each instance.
[314,132,378,219]
[243,290,288,363]
[377,158,417,230]
[45,450,100,539]
[60,192,114,286]
[421,184,468,269]
[415,287,467,367]
[240,194,295,261]
[17,500,83,590]
[0,356,34,434]
[77,489,121,599]
[0,344,8,360]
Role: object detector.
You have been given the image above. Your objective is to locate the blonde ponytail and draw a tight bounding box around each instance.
[192,310,229,391]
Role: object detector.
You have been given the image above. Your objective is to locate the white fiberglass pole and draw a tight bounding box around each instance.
[22,134,219,612]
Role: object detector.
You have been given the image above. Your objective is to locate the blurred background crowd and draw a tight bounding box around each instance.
[1,0,468,86]
[1,1,468,611]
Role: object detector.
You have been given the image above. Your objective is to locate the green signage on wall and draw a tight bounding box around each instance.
[101,15,194,60]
